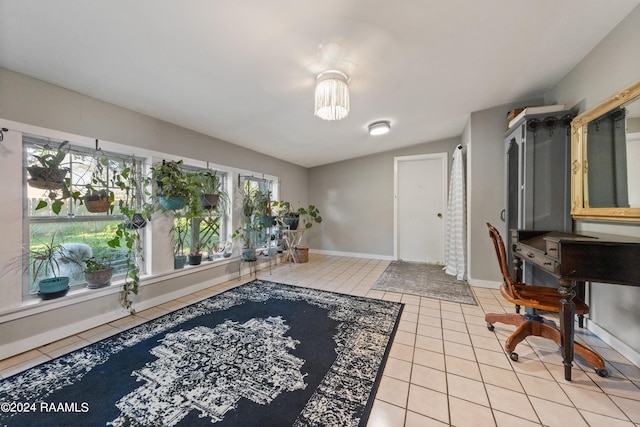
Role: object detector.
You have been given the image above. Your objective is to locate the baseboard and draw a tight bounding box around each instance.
[310,249,395,261]
[0,269,242,361]
[587,321,640,368]
[468,278,501,289]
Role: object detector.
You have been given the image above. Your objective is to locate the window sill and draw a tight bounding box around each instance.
[0,256,239,323]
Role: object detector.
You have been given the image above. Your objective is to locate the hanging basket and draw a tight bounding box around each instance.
[159,196,186,211]
[84,195,112,213]
[200,194,220,210]
[27,166,68,190]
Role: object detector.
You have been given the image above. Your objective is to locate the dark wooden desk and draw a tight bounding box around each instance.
[512,229,640,380]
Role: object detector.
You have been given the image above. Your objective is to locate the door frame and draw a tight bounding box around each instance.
[393,152,449,261]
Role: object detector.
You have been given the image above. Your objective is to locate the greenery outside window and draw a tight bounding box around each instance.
[23,134,147,296]
[173,164,230,261]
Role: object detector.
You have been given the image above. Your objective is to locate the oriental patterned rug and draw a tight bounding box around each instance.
[372,261,477,305]
[0,280,403,427]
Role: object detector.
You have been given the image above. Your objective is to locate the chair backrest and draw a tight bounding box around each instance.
[486,223,518,298]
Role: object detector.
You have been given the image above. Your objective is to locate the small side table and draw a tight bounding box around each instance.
[281,229,305,263]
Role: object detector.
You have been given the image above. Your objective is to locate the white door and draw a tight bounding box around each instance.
[395,153,447,263]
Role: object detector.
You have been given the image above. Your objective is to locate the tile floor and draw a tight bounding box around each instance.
[1,254,639,426]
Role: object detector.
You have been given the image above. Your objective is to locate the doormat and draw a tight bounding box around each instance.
[0,280,403,427]
[372,261,477,305]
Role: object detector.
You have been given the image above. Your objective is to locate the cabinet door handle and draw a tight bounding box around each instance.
[500,209,505,221]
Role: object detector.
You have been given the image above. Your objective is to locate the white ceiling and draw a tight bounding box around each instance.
[1,0,638,167]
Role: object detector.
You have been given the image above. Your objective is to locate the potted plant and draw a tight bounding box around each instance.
[83,155,114,213]
[254,189,275,228]
[172,213,189,269]
[233,182,259,260]
[274,201,323,230]
[84,187,113,213]
[189,170,229,211]
[108,157,152,313]
[83,257,114,289]
[188,215,219,264]
[30,234,70,300]
[27,141,79,214]
[232,227,257,261]
[27,140,70,190]
[151,160,190,211]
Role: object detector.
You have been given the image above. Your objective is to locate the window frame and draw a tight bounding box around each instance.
[22,135,148,297]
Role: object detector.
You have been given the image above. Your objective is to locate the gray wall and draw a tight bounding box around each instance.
[466,98,543,284]
[0,67,309,358]
[545,5,640,359]
[0,68,308,200]
[309,138,460,257]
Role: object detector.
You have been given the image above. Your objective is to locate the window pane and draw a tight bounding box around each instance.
[27,221,130,294]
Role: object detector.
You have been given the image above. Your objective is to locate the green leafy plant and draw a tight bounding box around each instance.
[29,141,69,172]
[27,141,80,214]
[83,256,112,272]
[273,200,323,229]
[82,155,115,213]
[172,214,189,257]
[107,158,152,313]
[190,170,229,212]
[30,234,66,282]
[151,160,190,207]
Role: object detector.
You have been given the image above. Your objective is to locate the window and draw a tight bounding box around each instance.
[238,175,278,252]
[172,164,230,262]
[24,134,146,296]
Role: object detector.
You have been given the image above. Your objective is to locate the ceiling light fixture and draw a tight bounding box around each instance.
[314,70,349,121]
[368,120,391,136]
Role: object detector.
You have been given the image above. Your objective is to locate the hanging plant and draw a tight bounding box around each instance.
[108,157,153,313]
[27,141,80,214]
[151,160,190,211]
[82,153,114,214]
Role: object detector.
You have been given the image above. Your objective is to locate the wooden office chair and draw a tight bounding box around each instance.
[484,223,607,376]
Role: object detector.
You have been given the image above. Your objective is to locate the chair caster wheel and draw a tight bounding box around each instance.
[509,352,519,362]
[595,368,608,377]
[486,323,494,331]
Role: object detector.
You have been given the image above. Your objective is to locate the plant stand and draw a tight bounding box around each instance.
[281,229,305,264]
[238,257,257,280]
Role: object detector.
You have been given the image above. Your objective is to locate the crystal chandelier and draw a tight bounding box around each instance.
[314,70,349,121]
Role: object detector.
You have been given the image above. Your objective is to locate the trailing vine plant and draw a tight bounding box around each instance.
[107,157,152,313]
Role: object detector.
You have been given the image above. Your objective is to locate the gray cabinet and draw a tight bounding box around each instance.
[504,110,575,285]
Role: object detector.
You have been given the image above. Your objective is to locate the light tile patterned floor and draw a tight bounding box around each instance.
[1,254,639,426]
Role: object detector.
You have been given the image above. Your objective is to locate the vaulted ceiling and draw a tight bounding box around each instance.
[1,0,638,167]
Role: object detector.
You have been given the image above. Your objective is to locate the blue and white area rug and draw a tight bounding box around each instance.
[0,280,403,427]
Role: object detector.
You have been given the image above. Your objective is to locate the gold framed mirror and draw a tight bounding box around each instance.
[571,80,640,223]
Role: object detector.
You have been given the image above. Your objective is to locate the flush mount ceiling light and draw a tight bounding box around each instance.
[368,120,391,136]
[314,70,349,121]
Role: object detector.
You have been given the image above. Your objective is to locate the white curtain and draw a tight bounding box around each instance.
[444,146,467,281]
